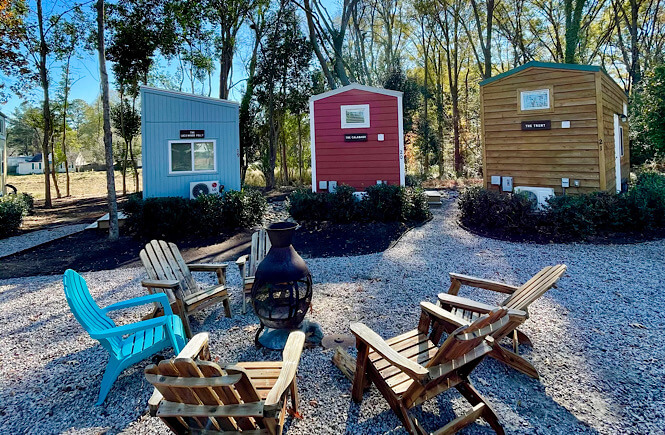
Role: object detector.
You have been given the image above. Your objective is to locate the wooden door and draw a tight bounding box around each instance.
[613,114,623,193]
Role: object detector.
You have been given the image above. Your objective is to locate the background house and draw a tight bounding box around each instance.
[309,84,405,193]
[16,153,76,175]
[480,61,629,195]
[140,87,240,199]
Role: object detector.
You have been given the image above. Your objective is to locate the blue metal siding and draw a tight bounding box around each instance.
[141,88,240,198]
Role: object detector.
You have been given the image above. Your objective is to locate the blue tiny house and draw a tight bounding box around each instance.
[140,87,241,198]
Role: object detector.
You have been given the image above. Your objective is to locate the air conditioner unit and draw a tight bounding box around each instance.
[514,186,555,210]
[190,181,220,199]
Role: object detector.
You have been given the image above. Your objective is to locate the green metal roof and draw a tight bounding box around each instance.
[479,61,604,86]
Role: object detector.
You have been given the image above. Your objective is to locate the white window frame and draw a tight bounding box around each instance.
[519,88,551,112]
[340,104,370,129]
[168,139,217,175]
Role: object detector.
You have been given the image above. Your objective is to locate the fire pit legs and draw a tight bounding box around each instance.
[255,319,324,350]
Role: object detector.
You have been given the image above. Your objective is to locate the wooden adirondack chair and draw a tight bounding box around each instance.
[62,269,186,405]
[236,228,271,314]
[437,264,567,379]
[145,330,305,434]
[140,240,231,338]
[351,302,509,435]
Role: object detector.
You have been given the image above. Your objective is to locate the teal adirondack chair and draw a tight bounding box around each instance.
[63,269,187,405]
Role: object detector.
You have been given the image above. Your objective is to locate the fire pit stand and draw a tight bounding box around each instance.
[251,222,322,349]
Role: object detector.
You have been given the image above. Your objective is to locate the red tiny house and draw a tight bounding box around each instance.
[309,84,405,192]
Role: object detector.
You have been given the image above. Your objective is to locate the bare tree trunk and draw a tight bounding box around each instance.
[50,136,62,198]
[298,111,303,182]
[37,0,52,208]
[97,0,119,241]
[62,55,71,197]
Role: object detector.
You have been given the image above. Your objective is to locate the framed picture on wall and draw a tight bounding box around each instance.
[517,86,554,113]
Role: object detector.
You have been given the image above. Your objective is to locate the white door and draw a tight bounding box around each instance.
[613,114,622,193]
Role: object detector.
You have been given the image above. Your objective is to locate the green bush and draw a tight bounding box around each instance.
[286,189,328,221]
[459,175,665,242]
[0,196,28,239]
[287,184,431,224]
[123,190,267,239]
[328,185,359,223]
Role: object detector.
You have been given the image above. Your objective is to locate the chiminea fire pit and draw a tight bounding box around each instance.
[251,222,316,349]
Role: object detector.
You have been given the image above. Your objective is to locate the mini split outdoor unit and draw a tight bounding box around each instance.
[514,186,555,210]
[190,181,220,199]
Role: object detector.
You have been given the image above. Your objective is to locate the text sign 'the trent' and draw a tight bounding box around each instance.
[521,121,551,131]
[180,130,205,139]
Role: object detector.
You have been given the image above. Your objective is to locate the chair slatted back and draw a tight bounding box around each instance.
[141,240,198,301]
[62,269,121,356]
[502,264,567,310]
[145,357,265,433]
[427,308,509,367]
[247,229,271,279]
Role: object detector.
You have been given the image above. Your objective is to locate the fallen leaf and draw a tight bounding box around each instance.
[287,408,304,419]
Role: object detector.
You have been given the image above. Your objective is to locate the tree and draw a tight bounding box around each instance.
[110,100,140,194]
[630,63,665,164]
[97,0,119,241]
[253,4,312,189]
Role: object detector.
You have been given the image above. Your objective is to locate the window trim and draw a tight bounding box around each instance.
[619,126,624,157]
[340,104,370,129]
[168,139,217,175]
[517,86,554,114]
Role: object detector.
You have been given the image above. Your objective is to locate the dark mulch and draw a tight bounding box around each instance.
[0,220,416,279]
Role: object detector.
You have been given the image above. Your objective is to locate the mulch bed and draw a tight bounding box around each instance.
[0,220,416,279]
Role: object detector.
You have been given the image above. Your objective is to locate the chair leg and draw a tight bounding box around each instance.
[96,360,123,406]
[222,296,232,318]
[242,291,247,314]
[289,378,300,413]
[489,345,539,379]
[455,381,505,435]
[351,340,370,403]
[515,329,532,347]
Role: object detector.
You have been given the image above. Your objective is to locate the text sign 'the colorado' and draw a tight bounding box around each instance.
[521,121,551,131]
[344,133,368,142]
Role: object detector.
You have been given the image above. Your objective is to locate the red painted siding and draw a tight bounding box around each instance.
[313,89,400,191]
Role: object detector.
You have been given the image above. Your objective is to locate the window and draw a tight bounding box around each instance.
[341,104,370,128]
[169,140,216,174]
[518,87,553,113]
[619,126,624,157]
[0,118,4,134]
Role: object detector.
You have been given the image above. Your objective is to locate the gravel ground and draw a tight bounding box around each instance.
[0,224,89,258]
[1,198,664,434]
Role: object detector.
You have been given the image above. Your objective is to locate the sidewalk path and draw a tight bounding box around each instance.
[0,224,89,258]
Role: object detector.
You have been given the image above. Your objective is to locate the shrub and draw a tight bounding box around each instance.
[16,193,34,215]
[123,190,267,239]
[327,185,359,223]
[0,196,27,239]
[286,189,328,221]
[459,179,665,242]
[287,184,431,224]
[363,184,404,222]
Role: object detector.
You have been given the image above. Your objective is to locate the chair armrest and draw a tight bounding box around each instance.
[350,323,429,382]
[265,331,306,407]
[103,293,174,316]
[236,255,248,267]
[436,294,496,314]
[449,273,519,295]
[141,279,180,289]
[420,301,468,327]
[90,316,171,339]
[176,332,210,359]
[187,263,228,272]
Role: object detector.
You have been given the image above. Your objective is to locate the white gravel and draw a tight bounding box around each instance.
[0,224,89,258]
[1,197,664,434]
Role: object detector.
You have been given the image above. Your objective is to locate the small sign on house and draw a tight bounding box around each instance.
[521,120,551,131]
[180,130,205,139]
[344,133,368,142]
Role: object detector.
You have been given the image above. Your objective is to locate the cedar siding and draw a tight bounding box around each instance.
[480,62,628,195]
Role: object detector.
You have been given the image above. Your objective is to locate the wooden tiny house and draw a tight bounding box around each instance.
[309,84,404,192]
[480,61,629,194]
